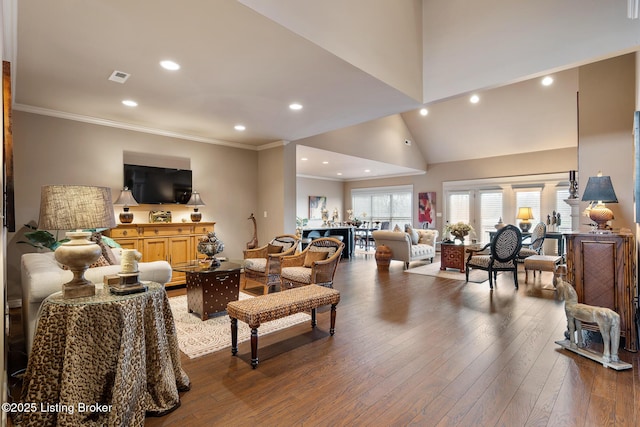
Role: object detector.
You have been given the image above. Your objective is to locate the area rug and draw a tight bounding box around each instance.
[169,293,311,359]
[405,262,491,283]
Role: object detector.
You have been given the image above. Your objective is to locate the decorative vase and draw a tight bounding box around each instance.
[452,232,467,244]
[197,232,224,267]
[375,245,392,271]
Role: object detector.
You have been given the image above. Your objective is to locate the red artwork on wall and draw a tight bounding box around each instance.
[418,192,436,229]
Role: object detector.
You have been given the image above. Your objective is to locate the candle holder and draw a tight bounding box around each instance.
[569,180,579,199]
[568,170,578,199]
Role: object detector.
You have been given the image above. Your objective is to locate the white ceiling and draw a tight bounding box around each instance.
[296,146,425,181]
[9,1,623,180]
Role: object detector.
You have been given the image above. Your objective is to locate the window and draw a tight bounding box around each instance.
[555,187,572,233]
[351,185,412,230]
[515,189,541,228]
[479,190,503,243]
[443,173,570,244]
[447,192,470,224]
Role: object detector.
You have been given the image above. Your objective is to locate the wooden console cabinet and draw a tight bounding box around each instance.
[564,231,637,352]
[106,222,215,287]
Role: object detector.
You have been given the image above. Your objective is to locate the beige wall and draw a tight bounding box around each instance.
[578,54,636,232]
[422,0,640,103]
[7,111,258,300]
[297,177,344,228]
[295,113,427,171]
[239,0,423,101]
[256,145,286,244]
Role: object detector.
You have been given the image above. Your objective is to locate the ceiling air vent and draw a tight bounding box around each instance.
[108,70,131,84]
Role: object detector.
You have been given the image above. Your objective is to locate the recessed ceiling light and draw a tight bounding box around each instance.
[122,100,138,107]
[470,94,480,104]
[301,157,308,161]
[420,108,428,116]
[322,161,329,164]
[160,60,180,71]
[289,103,303,110]
[234,124,246,131]
[541,76,554,86]
[337,172,342,176]
[364,169,371,173]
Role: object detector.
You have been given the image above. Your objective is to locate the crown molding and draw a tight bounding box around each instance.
[13,103,262,151]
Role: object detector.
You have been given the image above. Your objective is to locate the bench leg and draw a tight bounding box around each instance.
[231,318,238,355]
[251,327,259,369]
[330,304,337,336]
[311,308,317,328]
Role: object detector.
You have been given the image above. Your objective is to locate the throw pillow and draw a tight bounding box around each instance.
[393,224,402,232]
[90,255,112,268]
[274,238,295,251]
[90,232,117,265]
[267,243,284,254]
[304,250,328,267]
[405,226,419,245]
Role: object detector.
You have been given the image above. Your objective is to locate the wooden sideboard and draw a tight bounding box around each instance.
[106,222,215,287]
[564,231,637,352]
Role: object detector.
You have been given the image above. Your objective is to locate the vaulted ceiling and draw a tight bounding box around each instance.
[8,1,639,180]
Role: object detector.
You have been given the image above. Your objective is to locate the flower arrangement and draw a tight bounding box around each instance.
[444,221,474,241]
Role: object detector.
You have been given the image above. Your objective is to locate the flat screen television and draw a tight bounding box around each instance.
[124,164,192,204]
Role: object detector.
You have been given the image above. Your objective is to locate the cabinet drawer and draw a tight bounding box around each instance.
[193,224,215,235]
[142,225,192,237]
[109,227,141,238]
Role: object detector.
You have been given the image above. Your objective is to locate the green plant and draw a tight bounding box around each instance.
[18,225,68,251]
[296,217,308,228]
[18,224,119,251]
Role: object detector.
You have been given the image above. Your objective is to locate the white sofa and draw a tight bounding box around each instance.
[372,229,438,269]
[21,248,172,355]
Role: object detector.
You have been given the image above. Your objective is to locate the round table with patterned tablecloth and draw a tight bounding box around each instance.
[16,282,190,427]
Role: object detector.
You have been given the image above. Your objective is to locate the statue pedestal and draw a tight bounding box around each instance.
[564,198,581,231]
[555,339,632,370]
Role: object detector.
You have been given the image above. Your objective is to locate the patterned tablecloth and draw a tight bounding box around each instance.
[15,282,190,427]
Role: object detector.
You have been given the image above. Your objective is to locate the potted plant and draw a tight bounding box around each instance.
[18,224,68,251]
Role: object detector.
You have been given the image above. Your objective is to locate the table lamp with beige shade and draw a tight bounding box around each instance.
[186,191,205,222]
[113,186,139,224]
[581,172,618,231]
[38,185,116,298]
[516,207,534,232]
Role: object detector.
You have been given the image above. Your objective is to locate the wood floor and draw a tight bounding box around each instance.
[8,254,640,426]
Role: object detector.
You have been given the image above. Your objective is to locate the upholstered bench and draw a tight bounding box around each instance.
[524,254,562,288]
[227,284,340,368]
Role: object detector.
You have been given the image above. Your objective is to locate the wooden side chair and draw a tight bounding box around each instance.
[243,234,300,294]
[280,237,345,290]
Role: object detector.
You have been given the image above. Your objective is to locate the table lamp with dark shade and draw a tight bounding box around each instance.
[114,186,139,224]
[581,172,618,231]
[38,185,117,298]
[516,207,534,232]
[186,191,205,222]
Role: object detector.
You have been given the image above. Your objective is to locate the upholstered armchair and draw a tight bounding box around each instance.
[517,222,546,262]
[243,234,300,293]
[280,237,345,289]
[465,224,522,289]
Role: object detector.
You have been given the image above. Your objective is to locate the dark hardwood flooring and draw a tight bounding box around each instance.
[7,254,640,426]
